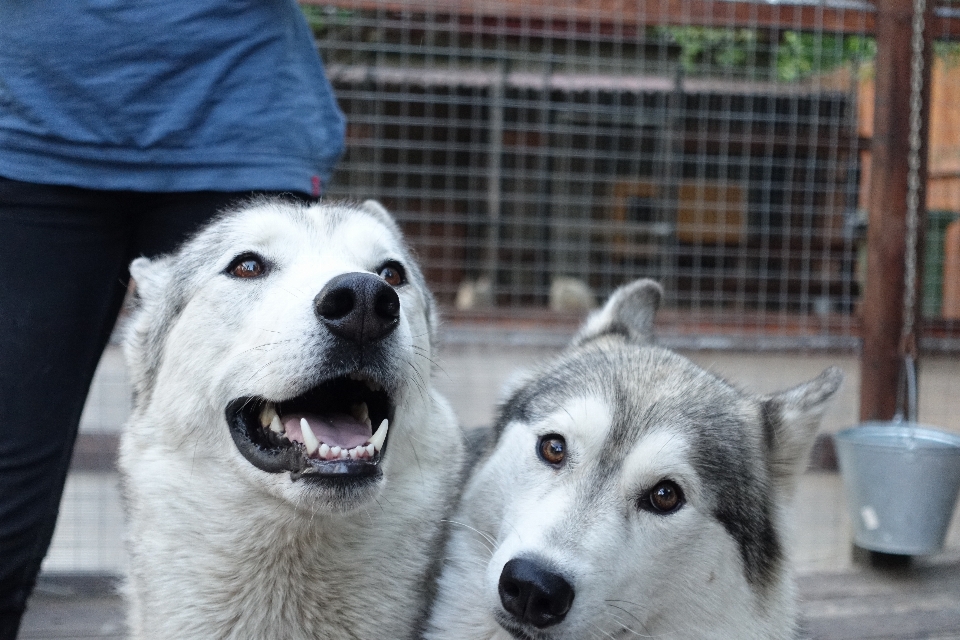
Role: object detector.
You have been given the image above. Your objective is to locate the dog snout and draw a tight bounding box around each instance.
[498,558,574,629]
[315,272,400,344]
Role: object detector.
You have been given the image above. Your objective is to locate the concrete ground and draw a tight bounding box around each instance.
[21,337,960,639]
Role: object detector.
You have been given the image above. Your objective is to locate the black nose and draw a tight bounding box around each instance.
[498,558,574,629]
[315,272,400,345]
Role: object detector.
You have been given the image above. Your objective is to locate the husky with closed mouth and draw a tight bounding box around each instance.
[425,279,841,640]
[118,199,465,640]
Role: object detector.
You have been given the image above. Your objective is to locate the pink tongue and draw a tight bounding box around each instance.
[282,413,372,450]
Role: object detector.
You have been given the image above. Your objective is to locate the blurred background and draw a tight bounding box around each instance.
[33,1,960,637]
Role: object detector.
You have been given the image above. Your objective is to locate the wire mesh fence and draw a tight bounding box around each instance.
[43,0,960,575]
[311,0,960,349]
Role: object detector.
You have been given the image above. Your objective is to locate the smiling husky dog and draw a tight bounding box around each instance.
[118,199,464,640]
[425,279,841,640]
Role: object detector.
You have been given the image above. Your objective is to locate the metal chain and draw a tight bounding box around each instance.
[903,0,927,353]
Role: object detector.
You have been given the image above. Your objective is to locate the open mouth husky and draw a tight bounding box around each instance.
[118,199,464,640]
[425,279,841,640]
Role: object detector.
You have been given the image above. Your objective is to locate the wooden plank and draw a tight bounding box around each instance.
[304,0,960,38]
[799,566,960,640]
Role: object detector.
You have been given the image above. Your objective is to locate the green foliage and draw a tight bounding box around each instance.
[660,26,877,81]
[659,27,760,74]
[934,41,960,67]
[776,32,875,82]
[299,4,353,35]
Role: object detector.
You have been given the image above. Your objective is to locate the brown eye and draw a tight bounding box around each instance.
[643,480,684,514]
[378,262,406,287]
[538,434,566,466]
[227,254,265,279]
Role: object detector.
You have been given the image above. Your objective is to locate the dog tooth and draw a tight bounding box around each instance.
[365,443,375,457]
[349,447,359,460]
[339,448,349,459]
[269,415,284,434]
[369,419,389,452]
[318,443,330,459]
[330,445,341,458]
[260,402,278,428]
[300,418,319,456]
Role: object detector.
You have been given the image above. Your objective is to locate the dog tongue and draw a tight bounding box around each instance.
[282,413,372,450]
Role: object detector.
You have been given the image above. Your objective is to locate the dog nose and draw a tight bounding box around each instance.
[315,272,400,344]
[498,558,574,629]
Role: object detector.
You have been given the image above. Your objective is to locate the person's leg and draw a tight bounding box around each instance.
[131,190,316,257]
[0,184,314,639]
[0,177,135,639]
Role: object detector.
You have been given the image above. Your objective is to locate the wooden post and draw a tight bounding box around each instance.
[860,0,933,422]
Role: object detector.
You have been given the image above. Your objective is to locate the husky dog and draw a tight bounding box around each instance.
[425,279,841,640]
[118,199,464,640]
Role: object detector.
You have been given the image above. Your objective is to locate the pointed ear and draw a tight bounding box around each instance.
[571,279,662,347]
[129,256,173,305]
[761,366,843,494]
[359,199,402,236]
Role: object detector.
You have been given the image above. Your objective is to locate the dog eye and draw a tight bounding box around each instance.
[641,480,685,514]
[378,262,406,287]
[537,434,566,466]
[226,253,266,279]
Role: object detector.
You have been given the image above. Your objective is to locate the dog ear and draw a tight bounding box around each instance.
[761,366,843,494]
[128,256,172,305]
[123,256,177,402]
[359,199,403,237]
[571,278,662,347]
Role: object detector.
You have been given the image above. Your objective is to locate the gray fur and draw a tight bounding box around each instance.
[427,279,841,640]
[118,199,465,640]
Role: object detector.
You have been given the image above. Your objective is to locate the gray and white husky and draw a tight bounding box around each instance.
[118,199,465,640]
[425,279,841,640]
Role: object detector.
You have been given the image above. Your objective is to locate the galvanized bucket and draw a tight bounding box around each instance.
[835,357,960,555]
[835,423,960,554]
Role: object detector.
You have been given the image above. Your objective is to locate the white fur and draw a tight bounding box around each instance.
[426,278,840,640]
[119,200,464,640]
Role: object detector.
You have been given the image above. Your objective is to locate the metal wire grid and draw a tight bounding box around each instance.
[43,1,960,576]
[315,1,891,346]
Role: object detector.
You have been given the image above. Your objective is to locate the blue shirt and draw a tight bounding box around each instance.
[0,0,345,194]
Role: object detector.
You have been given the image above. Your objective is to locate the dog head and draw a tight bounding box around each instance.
[123,199,439,512]
[436,279,841,639]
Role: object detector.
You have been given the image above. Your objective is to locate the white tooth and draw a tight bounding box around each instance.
[330,446,342,458]
[365,444,375,457]
[318,443,330,459]
[269,415,284,434]
[349,447,359,460]
[300,418,319,456]
[260,402,277,428]
[368,419,389,452]
[339,448,349,459]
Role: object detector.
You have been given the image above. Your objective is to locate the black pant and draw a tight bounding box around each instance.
[0,177,313,639]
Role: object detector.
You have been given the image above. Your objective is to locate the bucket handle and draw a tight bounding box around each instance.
[894,355,918,423]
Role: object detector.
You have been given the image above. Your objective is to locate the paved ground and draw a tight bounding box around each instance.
[20,561,960,639]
